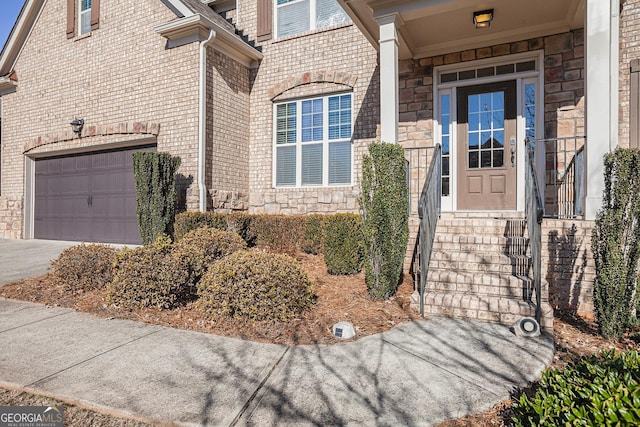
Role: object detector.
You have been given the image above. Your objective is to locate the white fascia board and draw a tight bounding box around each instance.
[0,0,45,76]
[162,0,195,18]
[0,77,17,95]
[155,14,262,66]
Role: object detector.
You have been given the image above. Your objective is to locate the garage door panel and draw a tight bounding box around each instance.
[34,145,155,244]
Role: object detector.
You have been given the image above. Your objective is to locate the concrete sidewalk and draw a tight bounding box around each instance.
[0,298,554,426]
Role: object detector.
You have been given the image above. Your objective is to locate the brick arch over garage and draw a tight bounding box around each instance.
[23,122,160,154]
[267,70,358,100]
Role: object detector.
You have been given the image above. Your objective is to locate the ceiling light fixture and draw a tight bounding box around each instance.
[473,9,494,29]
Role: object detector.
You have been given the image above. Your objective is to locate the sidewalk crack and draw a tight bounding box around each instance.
[229,347,290,427]
[26,329,162,388]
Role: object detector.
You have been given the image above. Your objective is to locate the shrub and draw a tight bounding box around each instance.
[512,350,640,426]
[592,148,640,339]
[324,214,362,275]
[173,227,247,285]
[133,152,181,245]
[302,214,326,255]
[197,250,315,322]
[50,244,117,291]
[359,142,409,299]
[250,215,305,255]
[173,212,225,240]
[173,212,256,245]
[108,235,191,308]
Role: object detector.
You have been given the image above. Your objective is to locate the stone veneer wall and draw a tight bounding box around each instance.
[542,219,595,319]
[619,0,640,148]
[235,1,379,214]
[206,48,252,212]
[0,197,22,239]
[0,0,201,238]
[398,30,585,216]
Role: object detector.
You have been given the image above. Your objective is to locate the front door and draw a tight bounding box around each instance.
[456,81,517,210]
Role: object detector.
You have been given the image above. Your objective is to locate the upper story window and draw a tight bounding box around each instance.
[274,93,353,187]
[67,0,99,39]
[79,0,92,36]
[276,0,350,39]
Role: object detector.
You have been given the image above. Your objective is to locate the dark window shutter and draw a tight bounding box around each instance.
[257,0,272,42]
[90,0,100,31]
[631,60,640,149]
[66,0,75,39]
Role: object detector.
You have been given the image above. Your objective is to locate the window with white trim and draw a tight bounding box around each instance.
[79,0,91,36]
[275,0,350,39]
[274,93,353,187]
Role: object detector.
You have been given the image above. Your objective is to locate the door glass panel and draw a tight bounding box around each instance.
[440,93,451,196]
[524,83,536,141]
[468,90,505,169]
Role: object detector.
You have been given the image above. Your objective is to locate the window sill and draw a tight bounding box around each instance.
[273,185,354,190]
[74,32,92,41]
[273,22,353,44]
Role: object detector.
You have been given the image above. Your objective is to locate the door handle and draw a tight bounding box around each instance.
[510,147,516,167]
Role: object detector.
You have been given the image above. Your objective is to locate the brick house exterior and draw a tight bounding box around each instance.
[1,0,638,322]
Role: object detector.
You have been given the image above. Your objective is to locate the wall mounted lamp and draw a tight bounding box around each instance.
[473,9,493,29]
[70,118,84,136]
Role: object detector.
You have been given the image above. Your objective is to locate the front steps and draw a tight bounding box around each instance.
[410,213,553,329]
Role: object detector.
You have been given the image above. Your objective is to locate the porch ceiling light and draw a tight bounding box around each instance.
[70,118,84,136]
[473,9,493,29]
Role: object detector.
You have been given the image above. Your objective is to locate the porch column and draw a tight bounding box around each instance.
[584,0,620,219]
[377,14,400,144]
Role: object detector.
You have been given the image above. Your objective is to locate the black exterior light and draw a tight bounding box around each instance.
[70,118,84,136]
[473,9,494,29]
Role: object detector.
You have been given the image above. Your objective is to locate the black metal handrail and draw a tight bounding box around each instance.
[416,144,442,317]
[532,136,586,218]
[525,139,544,323]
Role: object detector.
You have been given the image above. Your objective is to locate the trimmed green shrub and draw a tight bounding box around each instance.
[133,152,181,245]
[250,215,305,256]
[359,142,409,299]
[302,214,326,255]
[197,250,315,322]
[173,212,256,245]
[174,212,226,241]
[108,235,191,308]
[592,148,640,339]
[173,227,247,285]
[50,244,117,291]
[512,349,640,426]
[324,214,362,275]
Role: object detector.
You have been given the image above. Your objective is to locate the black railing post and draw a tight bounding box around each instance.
[417,144,442,317]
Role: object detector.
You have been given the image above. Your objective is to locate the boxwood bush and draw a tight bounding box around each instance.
[172,227,246,285]
[50,243,117,292]
[108,235,192,308]
[197,250,315,322]
[512,349,640,426]
[302,214,326,255]
[323,214,362,275]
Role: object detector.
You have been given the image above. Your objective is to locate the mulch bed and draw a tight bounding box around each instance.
[0,253,418,346]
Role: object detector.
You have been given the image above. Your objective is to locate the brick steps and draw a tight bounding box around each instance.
[410,213,553,329]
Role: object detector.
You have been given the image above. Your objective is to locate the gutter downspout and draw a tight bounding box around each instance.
[199,29,216,213]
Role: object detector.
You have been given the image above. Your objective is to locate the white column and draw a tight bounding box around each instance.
[584,0,619,219]
[377,14,400,144]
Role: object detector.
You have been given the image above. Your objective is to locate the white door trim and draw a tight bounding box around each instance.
[433,50,545,212]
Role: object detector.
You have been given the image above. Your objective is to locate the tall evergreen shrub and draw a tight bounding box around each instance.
[133,152,181,245]
[359,142,409,299]
[592,148,640,339]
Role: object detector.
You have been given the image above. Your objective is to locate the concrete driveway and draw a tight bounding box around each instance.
[0,239,78,285]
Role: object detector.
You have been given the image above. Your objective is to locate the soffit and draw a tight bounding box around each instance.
[340,0,585,59]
